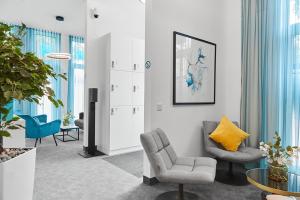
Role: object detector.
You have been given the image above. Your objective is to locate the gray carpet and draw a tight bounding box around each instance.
[28,132,261,200]
[103,151,143,178]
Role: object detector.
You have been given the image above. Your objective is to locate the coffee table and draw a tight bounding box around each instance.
[246,168,300,198]
[56,125,80,142]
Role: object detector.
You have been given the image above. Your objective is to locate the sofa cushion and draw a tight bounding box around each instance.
[206,147,263,163]
[209,116,249,151]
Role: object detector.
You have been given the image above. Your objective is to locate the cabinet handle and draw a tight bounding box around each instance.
[133,64,137,71]
[111,108,114,115]
[112,61,115,68]
[133,85,136,92]
[111,84,114,91]
[133,107,136,114]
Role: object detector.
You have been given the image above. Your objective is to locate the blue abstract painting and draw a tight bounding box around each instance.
[174,32,216,104]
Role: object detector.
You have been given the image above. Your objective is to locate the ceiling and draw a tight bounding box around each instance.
[0,0,86,36]
[0,0,145,37]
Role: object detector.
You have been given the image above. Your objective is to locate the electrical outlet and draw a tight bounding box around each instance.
[156,103,163,111]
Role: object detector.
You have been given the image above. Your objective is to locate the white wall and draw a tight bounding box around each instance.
[84,0,145,147]
[144,0,241,177]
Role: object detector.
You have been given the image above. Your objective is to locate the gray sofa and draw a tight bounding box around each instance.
[141,128,217,200]
[203,121,263,185]
[74,112,84,130]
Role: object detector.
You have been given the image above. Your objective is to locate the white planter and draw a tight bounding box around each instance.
[0,148,36,200]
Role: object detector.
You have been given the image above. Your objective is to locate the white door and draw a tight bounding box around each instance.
[110,70,132,106]
[132,39,145,73]
[110,106,133,150]
[111,35,132,71]
[132,106,144,147]
[132,72,144,105]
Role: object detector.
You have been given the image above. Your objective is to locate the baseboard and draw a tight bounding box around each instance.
[107,146,143,156]
[143,176,159,185]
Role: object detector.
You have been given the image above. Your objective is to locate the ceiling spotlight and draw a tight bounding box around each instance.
[56,16,64,22]
[139,0,145,4]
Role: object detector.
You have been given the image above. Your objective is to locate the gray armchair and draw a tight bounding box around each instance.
[74,112,84,130]
[141,128,217,200]
[203,121,263,185]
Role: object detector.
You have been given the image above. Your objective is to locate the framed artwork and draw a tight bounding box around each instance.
[173,31,216,105]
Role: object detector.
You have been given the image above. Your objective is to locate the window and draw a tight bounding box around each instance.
[73,68,84,118]
[290,0,300,25]
[68,36,84,119]
[35,32,61,121]
[289,0,300,146]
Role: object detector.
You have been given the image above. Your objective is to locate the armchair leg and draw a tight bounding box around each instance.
[178,184,184,200]
[34,138,38,147]
[156,184,199,200]
[215,161,248,186]
[228,162,233,176]
[53,135,58,146]
[39,138,42,144]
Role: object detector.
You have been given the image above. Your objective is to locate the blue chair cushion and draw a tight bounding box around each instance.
[32,117,41,124]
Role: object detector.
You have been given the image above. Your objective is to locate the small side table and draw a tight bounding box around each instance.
[56,125,80,142]
[246,168,300,199]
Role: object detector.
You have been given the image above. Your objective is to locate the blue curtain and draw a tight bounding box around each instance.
[13,26,61,120]
[67,36,84,116]
[242,0,300,172]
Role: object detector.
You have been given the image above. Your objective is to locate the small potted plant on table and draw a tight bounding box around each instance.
[63,111,74,126]
[260,132,299,182]
[0,23,66,200]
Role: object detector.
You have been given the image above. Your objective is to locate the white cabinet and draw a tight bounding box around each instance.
[110,106,133,150]
[110,71,132,106]
[98,33,145,155]
[132,106,144,147]
[132,39,145,73]
[132,73,144,106]
[111,35,132,71]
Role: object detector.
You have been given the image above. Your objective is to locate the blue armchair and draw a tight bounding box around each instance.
[18,114,61,147]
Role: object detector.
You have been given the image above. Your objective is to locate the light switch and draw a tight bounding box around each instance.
[156,103,163,111]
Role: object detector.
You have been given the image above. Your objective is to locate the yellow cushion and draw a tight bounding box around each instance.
[209,116,249,152]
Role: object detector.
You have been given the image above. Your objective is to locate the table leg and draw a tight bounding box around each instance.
[77,128,79,140]
[261,191,269,200]
[63,130,65,142]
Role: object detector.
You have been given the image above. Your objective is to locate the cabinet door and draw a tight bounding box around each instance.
[132,72,144,105]
[111,35,132,71]
[132,39,145,73]
[110,106,133,150]
[110,70,132,106]
[132,106,144,147]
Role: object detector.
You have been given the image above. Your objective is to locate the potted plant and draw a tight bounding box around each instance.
[63,111,74,126]
[0,23,66,200]
[260,132,300,182]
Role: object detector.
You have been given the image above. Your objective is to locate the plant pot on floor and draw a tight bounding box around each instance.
[0,148,36,200]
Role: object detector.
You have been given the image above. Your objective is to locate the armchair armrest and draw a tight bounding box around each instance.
[34,114,47,123]
[39,120,61,137]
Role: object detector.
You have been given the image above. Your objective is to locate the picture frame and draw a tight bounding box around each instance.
[173,31,216,105]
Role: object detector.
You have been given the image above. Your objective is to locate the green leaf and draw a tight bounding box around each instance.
[7,125,19,130]
[57,99,64,107]
[3,91,13,99]
[58,73,67,80]
[46,87,55,96]
[0,107,9,115]
[0,130,10,137]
